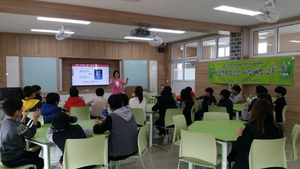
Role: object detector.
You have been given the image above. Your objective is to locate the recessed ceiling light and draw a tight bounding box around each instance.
[207,43,228,45]
[213,5,257,16]
[31,29,74,34]
[289,40,300,43]
[124,36,153,41]
[37,17,91,25]
[259,37,267,39]
[148,28,185,34]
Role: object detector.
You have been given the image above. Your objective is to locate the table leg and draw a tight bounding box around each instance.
[147,113,153,147]
[188,163,194,169]
[41,144,50,169]
[235,111,239,120]
[217,141,228,169]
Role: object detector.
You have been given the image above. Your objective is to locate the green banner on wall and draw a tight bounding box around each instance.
[208,56,294,85]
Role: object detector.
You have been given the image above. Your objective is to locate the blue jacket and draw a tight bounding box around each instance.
[41,103,77,123]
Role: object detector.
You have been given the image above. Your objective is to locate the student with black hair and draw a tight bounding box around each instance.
[216,89,234,120]
[93,94,137,161]
[0,98,44,169]
[175,86,196,102]
[194,87,217,120]
[230,85,243,103]
[22,86,42,112]
[85,88,107,119]
[46,113,92,167]
[180,88,194,125]
[63,89,86,112]
[32,85,42,102]
[273,86,287,123]
[129,86,146,119]
[41,93,78,123]
[244,85,268,111]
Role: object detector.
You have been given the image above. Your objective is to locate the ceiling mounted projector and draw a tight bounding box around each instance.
[130,27,150,37]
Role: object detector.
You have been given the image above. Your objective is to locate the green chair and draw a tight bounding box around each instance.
[27,112,44,125]
[190,104,196,123]
[196,100,203,112]
[58,103,64,108]
[60,135,108,169]
[0,122,37,169]
[69,106,90,120]
[249,138,287,169]
[177,130,221,169]
[286,124,300,169]
[129,122,154,169]
[131,108,145,127]
[208,105,227,113]
[203,112,230,121]
[279,105,289,132]
[146,93,157,104]
[166,115,187,169]
[272,97,277,103]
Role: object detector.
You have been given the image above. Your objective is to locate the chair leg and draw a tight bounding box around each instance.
[166,144,174,169]
[140,157,146,169]
[177,160,181,169]
[295,160,300,169]
[147,149,154,169]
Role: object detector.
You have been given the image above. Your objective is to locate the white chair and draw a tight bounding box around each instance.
[286,124,300,169]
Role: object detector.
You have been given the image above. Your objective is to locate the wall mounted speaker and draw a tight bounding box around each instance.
[158,47,165,53]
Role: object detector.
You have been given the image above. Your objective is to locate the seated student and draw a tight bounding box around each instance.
[85,88,107,119]
[93,94,137,161]
[241,93,272,121]
[273,86,287,123]
[46,113,93,168]
[0,98,44,169]
[175,86,196,102]
[152,89,177,144]
[244,85,268,106]
[234,99,283,169]
[229,85,243,103]
[121,93,130,107]
[22,86,42,112]
[129,86,146,119]
[194,87,217,120]
[32,85,43,102]
[41,93,77,123]
[64,89,86,112]
[215,89,234,120]
[179,88,194,126]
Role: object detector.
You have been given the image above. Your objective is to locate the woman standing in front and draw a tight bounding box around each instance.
[234,99,283,169]
[110,70,128,94]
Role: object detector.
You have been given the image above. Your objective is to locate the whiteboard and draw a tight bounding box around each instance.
[124,60,148,89]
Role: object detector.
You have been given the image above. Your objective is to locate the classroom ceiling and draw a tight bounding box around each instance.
[1,0,300,43]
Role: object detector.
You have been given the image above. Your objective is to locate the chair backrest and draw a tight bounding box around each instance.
[131,108,145,126]
[145,92,157,104]
[70,106,90,120]
[281,105,289,123]
[272,97,277,103]
[196,99,203,111]
[290,124,300,160]
[203,112,230,121]
[208,105,227,113]
[137,122,150,155]
[179,130,218,165]
[28,112,45,125]
[164,108,183,127]
[172,115,187,143]
[58,103,64,108]
[249,138,287,169]
[63,135,107,169]
[190,104,196,123]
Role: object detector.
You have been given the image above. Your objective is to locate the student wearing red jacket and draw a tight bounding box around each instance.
[64,89,86,112]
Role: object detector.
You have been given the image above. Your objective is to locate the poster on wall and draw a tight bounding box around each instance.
[208,56,294,85]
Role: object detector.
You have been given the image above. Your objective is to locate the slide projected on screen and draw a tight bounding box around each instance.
[72,63,110,86]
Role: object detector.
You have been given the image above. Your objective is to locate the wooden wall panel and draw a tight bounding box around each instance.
[73,39,89,57]
[0,55,5,87]
[131,42,144,59]
[144,44,155,60]
[20,35,39,55]
[56,39,73,56]
[38,35,57,56]
[118,43,131,59]
[89,40,104,58]
[0,33,20,54]
[104,42,119,58]
[62,58,119,93]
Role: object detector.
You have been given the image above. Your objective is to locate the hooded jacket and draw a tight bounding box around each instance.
[93,107,137,158]
[41,103,77,123]
[63,96,86,111]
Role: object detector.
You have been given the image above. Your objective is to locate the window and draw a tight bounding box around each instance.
[184,61,195,80]
[173,62,183,80]
[218,37,230,57]
[202,39,216,59]
[253,29,275,55]
[185,42,198,57]
[173,45,184,59]
[278,23,300,53]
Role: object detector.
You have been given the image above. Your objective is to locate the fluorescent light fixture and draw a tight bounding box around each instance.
[259,32,268,35]
[37,17,91,25]
[213,5,257,16]
[148,28,185,34]
[289,40,300,43]
[207,43,228,45]
[124,36,153,41]
[259,37,267,39]
[31,29,74,34]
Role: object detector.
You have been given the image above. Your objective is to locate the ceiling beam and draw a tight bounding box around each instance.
[0,0,241,34]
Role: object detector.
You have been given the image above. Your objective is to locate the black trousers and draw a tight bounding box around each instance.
[2,151,44,169]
